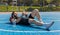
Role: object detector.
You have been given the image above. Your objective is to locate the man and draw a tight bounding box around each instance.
[10,11,19,27]
[16,9,54,29]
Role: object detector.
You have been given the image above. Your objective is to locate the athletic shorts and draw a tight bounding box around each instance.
[17,18,30,26]
[29,14,34,19]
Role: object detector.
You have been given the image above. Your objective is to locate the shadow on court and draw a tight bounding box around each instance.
[6,22,50,31]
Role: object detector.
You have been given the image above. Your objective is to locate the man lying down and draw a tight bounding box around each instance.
[10,9,54,29]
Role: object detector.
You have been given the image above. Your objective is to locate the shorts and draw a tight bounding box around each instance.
[17,18,30,26]
[29,14,34,19]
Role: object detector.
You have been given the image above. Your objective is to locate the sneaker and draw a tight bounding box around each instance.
[46,21,54,29]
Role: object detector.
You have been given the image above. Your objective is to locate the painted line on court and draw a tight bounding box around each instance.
[0,29,60,33]
[44,20,60,21]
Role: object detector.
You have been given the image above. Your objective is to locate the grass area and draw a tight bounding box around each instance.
[0,6,60,12]
[0,6,7,12]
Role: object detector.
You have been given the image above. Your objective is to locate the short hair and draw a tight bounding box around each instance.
[34,9,39,12]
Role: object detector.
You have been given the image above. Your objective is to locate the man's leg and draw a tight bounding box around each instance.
[31,9,42,22]
[29,19,54,29]
[29,19,43,26]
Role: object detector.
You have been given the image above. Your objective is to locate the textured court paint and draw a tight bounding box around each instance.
[0,12,60,35]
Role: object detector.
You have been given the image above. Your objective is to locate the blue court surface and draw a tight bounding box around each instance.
[0,12,60,35]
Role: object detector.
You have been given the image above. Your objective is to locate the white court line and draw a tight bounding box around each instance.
[0,29,60,33]
[44,20,60,21]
